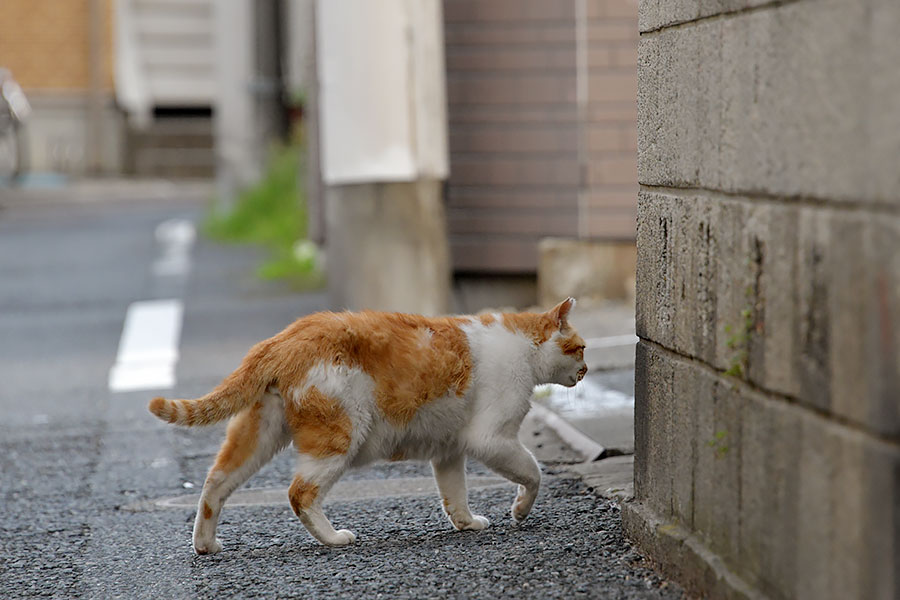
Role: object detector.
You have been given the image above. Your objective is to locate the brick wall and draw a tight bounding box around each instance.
[442,0,638,273]
[584,0,639,239]
[627,1,900,598]
[0,0,114,92]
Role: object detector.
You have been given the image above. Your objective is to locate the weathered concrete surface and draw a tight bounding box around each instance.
[638,0,900,205]
[621,501,763,600]
[629,0,900,598]
[325,179,451,314]
[568,455,635,502]
[632,342,900,600]
[636,190,900,437]
[638,0,778,33]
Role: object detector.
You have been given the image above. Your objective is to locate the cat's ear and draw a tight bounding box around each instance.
[549,297,576,328]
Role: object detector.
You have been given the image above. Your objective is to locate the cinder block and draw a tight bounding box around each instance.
[669,356,710,529]
[828,213,900,437]
[640,342,677,520]
[634,341,673,518]
[637,20,722,189]
[635,191,674,348]
[868,0,900,202]
[640,0,822,35]
[633,341,650,500]
[637,0,658,33]
[638,189,900,436]
[640,0,900,206]
[692,374,743,564]
[738,395,802,597]
[636,191,719,364]
[795,414,899,600]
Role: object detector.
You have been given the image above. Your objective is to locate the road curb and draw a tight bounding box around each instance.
[528,402,605,462]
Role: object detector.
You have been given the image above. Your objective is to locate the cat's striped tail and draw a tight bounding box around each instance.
[148,342,271,426]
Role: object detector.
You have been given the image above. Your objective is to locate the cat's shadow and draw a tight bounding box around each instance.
[191,516,548,564]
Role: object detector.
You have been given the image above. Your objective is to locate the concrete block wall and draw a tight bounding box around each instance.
[626,1,900,598]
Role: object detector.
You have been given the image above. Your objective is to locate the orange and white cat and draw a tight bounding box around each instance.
[149,298,587,554]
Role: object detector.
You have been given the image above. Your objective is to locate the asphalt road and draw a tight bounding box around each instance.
[0,192,681,599]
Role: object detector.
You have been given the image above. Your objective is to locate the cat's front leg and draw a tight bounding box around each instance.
[431,453,489,531]
[469,437,541,523]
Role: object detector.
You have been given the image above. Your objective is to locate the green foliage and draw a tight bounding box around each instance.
[204,145,322,287]
[706,429,730,459]
[725,304,755,379]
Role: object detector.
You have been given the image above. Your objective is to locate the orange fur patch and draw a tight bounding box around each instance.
[286,386,352,458]
[262,312,473,427]
[288,477,319,513]
[183,401,197,423]
[478,313,496,326]
[148,396,174,423]
[390,450,405,462]
[557,332,586,360]
[203,501,213,520]
[211,402,262,474]
[501,312,557,345]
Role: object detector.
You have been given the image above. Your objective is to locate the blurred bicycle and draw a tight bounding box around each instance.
[0,68,31,183]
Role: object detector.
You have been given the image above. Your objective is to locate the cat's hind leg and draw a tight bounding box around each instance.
[469,437,541,523]
[288,453,355,546]
[431,453,489,531]
[193,392,290,554]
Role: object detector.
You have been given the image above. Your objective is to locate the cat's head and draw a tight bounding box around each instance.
[536,297,588,387]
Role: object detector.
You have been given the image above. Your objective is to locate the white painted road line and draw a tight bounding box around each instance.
[152,219,196,278]
[108,299,184,392]
[584,334,639,349]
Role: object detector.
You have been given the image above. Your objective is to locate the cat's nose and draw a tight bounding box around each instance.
[577,366,587,381]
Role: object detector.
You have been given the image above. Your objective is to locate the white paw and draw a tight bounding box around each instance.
[193,538,223,555]
[325,529,357,547]
[453,514,490,531]
[511,500,532,523]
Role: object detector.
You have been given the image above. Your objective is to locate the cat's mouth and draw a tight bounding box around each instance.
[563,367,588,387]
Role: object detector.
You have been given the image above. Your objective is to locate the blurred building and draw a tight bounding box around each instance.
[0,0,121,174]
[1,0,640,309]
[305,0,641,309]
[443,0,638,272]
[0,0,219,177]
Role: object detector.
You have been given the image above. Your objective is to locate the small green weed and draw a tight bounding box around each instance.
[706,429,730,459]
[204,145,322,288]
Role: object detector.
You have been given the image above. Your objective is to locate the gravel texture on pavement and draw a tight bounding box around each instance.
[1,421,681,599]
[0,195,682,599]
